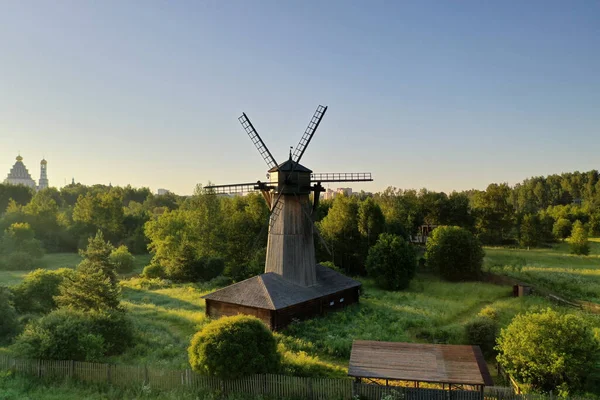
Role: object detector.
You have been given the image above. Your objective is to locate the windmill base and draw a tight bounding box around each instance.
[202,264,361,330]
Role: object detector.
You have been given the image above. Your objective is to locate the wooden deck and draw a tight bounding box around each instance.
[348,340,493,386]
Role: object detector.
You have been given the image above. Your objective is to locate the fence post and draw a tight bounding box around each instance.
[107,364,111,385]
[70,360,75,379]
[144,365,149,386]
[37,359,42,378]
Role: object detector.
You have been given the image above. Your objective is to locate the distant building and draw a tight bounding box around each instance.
[4,155,37,189]
[4,155,50,191]
[38,159,49,190]
[323,187,353,200]
[157,188,170,196]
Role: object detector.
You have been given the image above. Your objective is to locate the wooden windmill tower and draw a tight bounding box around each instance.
[203,105,373,329]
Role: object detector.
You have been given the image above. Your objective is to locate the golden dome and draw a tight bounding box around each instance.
[16,155,23,162]
[41,159,47,165]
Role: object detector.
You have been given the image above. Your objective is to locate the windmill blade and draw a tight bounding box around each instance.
[238,113,279,170]
[310,172,373,183]
[204,181,271,195]
[292,105,328,165]
[268,189,285,228]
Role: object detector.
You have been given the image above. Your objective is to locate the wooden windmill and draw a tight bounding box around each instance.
[203,105,373,329]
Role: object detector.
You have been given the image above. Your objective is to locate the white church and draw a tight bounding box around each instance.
[4,155,49,191]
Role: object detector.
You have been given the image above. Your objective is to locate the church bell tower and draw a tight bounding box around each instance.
[38,159,49,190]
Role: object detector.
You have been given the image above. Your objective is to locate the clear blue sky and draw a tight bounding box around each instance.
[1,1,599,195]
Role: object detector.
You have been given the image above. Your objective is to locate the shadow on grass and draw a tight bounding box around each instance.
[121,287,204,311]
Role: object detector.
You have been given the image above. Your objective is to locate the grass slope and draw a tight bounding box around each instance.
[485,238,600,302]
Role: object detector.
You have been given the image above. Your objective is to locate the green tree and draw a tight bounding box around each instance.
[472,184,514,245]
[55,232,121,311]
[552,218,572,241]
[357,197,385,248]
[72,190,125,243]
[519,214,540,248]
[188,315,280,379]
[425,226,484,281]
[366,233,416,290]
[496,309,600,395]
[465,317,499,358]
[109,245,135,273]
[570,220,590,255]
[0,287,19,344]
[12,268,76,314]
[319,195,363,274]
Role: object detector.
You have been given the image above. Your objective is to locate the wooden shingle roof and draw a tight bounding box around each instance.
[348,340,493,386]
[202,264,361,310]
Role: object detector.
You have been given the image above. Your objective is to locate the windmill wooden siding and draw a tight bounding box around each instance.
[265,194,317,287]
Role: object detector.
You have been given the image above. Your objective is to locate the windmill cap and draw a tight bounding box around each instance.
[269,159,312,173]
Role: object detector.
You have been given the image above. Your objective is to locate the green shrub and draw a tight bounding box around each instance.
[188,315,280,379]
[570,221,590,256]
[366,233,417,290]
[109,245,135,273]
[496,308,600,395]
[478,305,498,321]
[1,222,45,259]
[14,308,133,361]
[553,218,572,241]
[425,226,484,281]
[200,257,225,282]
[5,251,37,270]
[12,268,76,314]
[465,317,499,358]
[142,262,165,279]
[0,287,19,344]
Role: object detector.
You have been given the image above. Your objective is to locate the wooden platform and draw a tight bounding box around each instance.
[348,340,493,387]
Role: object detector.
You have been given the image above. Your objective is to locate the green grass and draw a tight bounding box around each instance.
[0,253,152,286]
[484,238,600,302]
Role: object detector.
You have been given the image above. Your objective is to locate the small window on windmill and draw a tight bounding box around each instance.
[340,298,345,303]
[329,301,334,306]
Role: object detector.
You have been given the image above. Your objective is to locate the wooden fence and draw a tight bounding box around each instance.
[0,354,591,400]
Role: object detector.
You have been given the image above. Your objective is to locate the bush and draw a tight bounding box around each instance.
[553,218,572,241]
[366,233,417,290]
[142,262,165,279]
[496,308,600,395]
[465,317,499,358]
[425,226,485,281]
[14,308,133,361]
[4,252,37,270]
[188,315,280,379]
[109,245,135,273]
[0,287,19,344]
[12,268,76,314]
[478,305,498,321]
[570,220,590,256]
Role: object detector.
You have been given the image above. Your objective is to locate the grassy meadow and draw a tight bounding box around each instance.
[2,248,600,396]
[484,238,600,302]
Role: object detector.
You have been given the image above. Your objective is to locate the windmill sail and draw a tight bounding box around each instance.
[292,105,327,165]
[239,113,279,170]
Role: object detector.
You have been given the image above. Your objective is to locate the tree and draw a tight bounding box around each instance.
[425,226,484,281]
[319,195,363,275]
[570,220,590,255]
[109,245,135,273]
[357,197,385,248]
[12,268,75,314]
[188,315,280,379]
[366,233,416,290]
[519,214,540,248]
[0,287,19,344]
[496,309,600,395]
[55,232,121,311]
[471,184,514,245]
[72,190,125,243]
[552,218,572,241]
